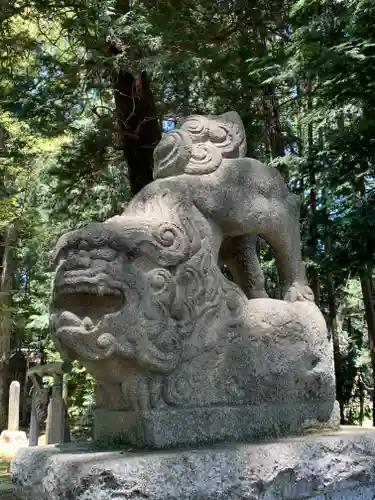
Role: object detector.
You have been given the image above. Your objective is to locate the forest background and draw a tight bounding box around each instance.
[0,0,374,435]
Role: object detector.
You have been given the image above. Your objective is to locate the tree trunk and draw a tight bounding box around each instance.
[360,276,375,425]
[357,175,375,425]
[255,23,286,169]
[306,77,320,303]
[0,225,16,431]
[262,81,285,161]
[112,70,162,196]
[325,229,343,421]
[107,0,162,196]
[321,129,341,418]
[359,373,365,426]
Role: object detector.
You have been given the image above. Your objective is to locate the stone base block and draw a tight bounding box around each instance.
[11,427,375,500]
[94,401,340,448]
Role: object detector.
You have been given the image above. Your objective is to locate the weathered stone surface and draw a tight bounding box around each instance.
[49,111,338,447]
[94,402,339,449]
[11,428,375,500]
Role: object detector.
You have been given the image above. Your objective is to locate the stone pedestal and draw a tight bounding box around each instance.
[11,428,375,500]
[94,401,339,449]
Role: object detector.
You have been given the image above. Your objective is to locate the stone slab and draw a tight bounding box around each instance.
[94,401,340,449]
[11,427,375,500]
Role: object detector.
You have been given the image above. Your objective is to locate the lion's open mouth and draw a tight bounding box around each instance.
[53,281,124,322]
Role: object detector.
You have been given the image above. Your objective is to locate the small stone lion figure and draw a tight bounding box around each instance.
[152,111,313,302]
[50,111,338,448]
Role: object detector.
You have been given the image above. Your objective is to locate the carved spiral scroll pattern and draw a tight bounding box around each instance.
[160,243,246,407]
[184,143,222,175]
[153,130,192,179]
[208,122,245,159]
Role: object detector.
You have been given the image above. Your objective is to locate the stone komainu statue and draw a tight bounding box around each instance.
[50,111,339,449]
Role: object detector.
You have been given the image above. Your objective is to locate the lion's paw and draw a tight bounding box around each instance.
[247,288,269,299]
[284,283,315,302]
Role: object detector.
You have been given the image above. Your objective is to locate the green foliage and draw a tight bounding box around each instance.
[67,361,96,440]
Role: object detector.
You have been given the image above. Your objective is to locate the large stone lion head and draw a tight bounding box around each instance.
[50,193,245,386]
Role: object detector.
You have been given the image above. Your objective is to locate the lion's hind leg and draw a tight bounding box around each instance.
[219,235,268,299]
[256,192,314,302]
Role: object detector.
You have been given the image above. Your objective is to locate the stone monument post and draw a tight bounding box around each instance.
[28,378,42,447]
[46,373,65,445]
[27,362,72,446]
[0,380,27,447]
[8,380,20,431]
